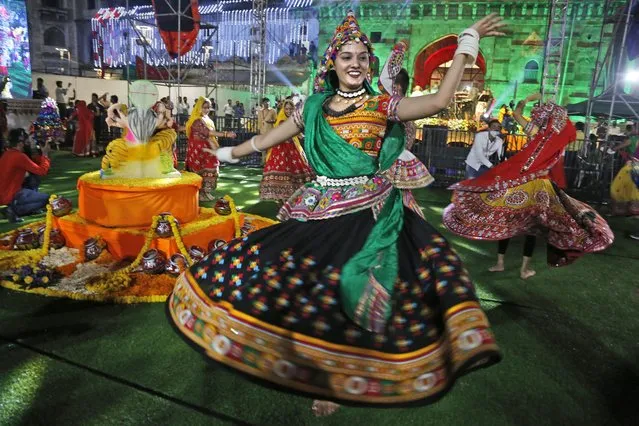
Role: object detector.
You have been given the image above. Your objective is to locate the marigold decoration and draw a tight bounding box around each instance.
[41,196,56,255]
[86,215,160,293]
[1,196,277,303]
[169,215,193,265]
[224,195,242,238]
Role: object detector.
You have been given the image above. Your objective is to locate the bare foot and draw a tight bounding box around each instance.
[312,400,340,417]
[520,269,536,279]
[488,264,504,272]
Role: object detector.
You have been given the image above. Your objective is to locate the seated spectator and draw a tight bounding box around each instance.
[0,129,51,223]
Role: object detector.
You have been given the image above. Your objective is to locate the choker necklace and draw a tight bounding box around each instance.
[336,88,366,98]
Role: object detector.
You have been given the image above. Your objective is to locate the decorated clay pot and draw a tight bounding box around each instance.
[37,226,66,250]
[165,253,188,275]
[50,197,72,217]
[14,229,39,250]
[141,249,167,274]
[155,212,177,238]
[240,221,255,236]
[188,245,205,263]
[207,239,227,253]
[0,233,16,248]
[84,237,106,261]
[214,198,232,215]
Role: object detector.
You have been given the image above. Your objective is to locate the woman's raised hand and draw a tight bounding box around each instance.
[525,93,543,102]
[470,13,507,38]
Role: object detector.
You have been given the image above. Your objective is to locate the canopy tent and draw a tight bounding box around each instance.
[566,88,639,119]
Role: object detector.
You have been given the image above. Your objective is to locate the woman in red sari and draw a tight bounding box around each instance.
[185,97,235,201]
[443,94,614,278]
[259,99,315,202]
[71,101,95,157]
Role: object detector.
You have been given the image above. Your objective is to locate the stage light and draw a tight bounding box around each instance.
[626,70,639,83]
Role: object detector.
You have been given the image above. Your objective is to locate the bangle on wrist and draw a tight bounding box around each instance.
[250,136,263,153]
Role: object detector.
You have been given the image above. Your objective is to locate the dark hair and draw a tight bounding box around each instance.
[8,128,27,147]
[261,97,270,103]
[626,124,633,131]
[575,122,585,131]
[56,80,62,87]
[394,69,409,96]
[327,69,339,91]
[488,119,501,127]
[110,95,118,104]
[92,93,98,98]
[37,78,43,84]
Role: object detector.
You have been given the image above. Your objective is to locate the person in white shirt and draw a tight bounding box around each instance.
[55,81,72,117]
[223,99,234,129]
[465,119,504,178]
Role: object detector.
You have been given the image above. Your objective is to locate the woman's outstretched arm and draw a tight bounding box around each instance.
[395,14,506,121]
[229,118,301,158]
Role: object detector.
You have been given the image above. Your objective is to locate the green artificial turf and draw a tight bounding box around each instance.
[1,152,638,425]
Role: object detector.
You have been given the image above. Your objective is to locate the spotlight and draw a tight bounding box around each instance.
[626,70,639,83]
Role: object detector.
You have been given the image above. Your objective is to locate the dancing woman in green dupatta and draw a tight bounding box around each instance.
[168,11,505,416]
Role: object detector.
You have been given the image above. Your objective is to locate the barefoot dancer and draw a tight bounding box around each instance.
[444,95,614,278]
[169,11,505,415]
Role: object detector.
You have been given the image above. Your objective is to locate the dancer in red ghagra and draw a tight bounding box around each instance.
[184,96,236,200]
[443,94,614,278]
[259,99,315,202]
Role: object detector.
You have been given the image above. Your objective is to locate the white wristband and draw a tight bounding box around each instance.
[250,136,263,153]
[458,28,480,40]
[216,146,239,164]
[455,31,479,65]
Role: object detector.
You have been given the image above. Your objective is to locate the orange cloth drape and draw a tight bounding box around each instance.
[56,214,238,260]
[77,174,201,228]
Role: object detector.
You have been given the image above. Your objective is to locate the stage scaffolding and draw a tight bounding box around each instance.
[250,0,267,105]
[577,0,639,202]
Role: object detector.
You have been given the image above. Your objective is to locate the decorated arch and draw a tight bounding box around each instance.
[413,34,486,90]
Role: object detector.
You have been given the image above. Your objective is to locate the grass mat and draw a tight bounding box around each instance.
[1,152,638,425]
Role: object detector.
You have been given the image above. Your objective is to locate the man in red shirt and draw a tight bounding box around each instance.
[0,129,51,223]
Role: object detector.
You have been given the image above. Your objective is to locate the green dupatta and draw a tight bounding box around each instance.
[302,87,405,333]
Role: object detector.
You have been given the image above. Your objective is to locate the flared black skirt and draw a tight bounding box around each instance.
[168,208,500,405]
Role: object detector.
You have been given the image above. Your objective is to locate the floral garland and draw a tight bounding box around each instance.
[41,195,56,256]
[1,195,278,298]
[0,194,56,271]
[168,215,194,265]
[79,170,202,188]
[0,280,168,304]
[224,195,242,238]
[86,215,160,293]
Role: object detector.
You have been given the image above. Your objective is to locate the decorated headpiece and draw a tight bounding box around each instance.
[313,10,373,93]
[530,101,568,134]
